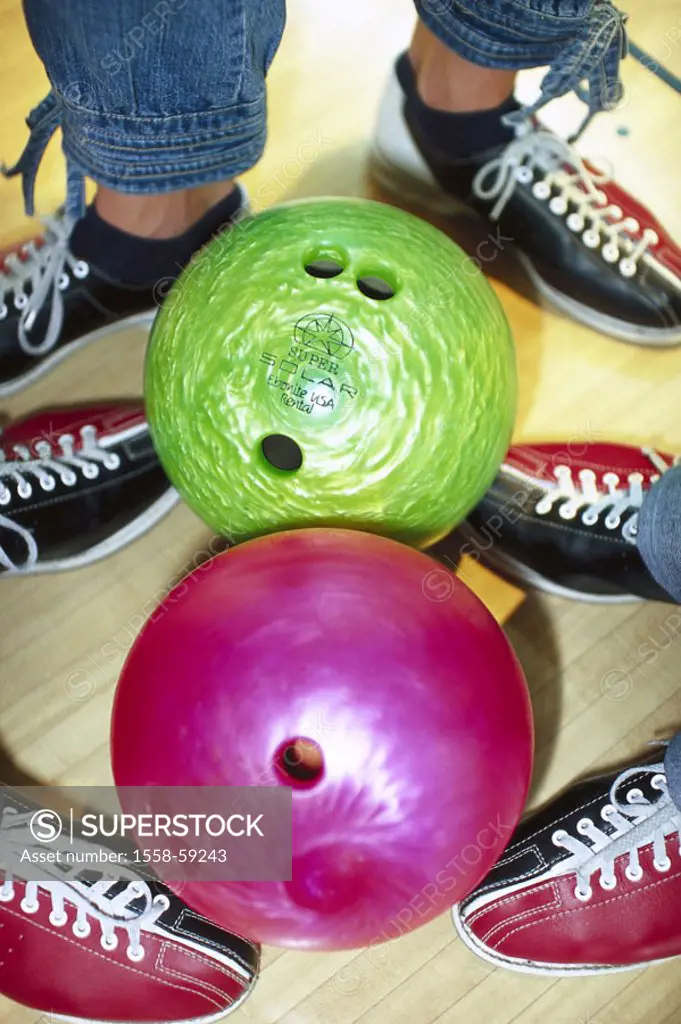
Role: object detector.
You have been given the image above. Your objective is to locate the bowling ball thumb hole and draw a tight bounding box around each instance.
[274,737,324,788]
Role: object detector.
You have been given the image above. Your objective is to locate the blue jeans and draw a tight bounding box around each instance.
[638,467,681,810]
[5,0,627,219]
[666,733,681,812]
[637,465,681,605]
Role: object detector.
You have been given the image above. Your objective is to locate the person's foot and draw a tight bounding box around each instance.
[0,186,247,396]
[0,402,178,575]
[0,788,259,1022]
[453,747,681,975]
[458,441,679,603]
[371,56,681,346]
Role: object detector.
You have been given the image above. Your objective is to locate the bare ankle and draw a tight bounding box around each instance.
[94,180,236,239]
[409,21,516,113]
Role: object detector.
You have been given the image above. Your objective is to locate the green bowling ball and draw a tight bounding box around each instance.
[145,197,516,547]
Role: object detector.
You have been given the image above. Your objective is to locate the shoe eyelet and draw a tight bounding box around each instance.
[581,510,599,526]
[515,166,533,185]
[0,302,7,319]
[549,196,568,215]
[574,884,592,902]
[14,293,28,310]
[127,945,145,963]
[40,475,56,492]
[17,482,32,499]
[49,910,69,927]
[576,818,593,834]
[20,897,40,914]
[602,242,619,263]
[653,857,672,873]
[60,470,78,487]
[604,513,621,530]
[599,874,617,891]
[73,260,90,279]
[551,828,568,846]
[619,258,636,278]
[58,272,70,290]
[0,490,11,506]
[0,884,15,903]
[73,920,91,938]
[101,934,118,951]
[532,181,550,200]
[582,229,600,249]
[82,464,100,480]
[566,213,584,232]
[104,453,121,471]
[625,864,643,882]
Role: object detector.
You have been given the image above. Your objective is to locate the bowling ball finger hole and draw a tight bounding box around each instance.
[304,257,345,279]
[274,738,325,788]
[356,275,396,301]
[260,434,303,472]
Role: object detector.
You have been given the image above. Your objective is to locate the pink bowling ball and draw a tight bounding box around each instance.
[111,529,533,950]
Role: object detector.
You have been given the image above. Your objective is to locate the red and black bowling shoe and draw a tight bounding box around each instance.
[459,441,678,603]
[372,57,681,345]
[0,789,259,1022]
[0,403,178,575]
[452,747,681,975]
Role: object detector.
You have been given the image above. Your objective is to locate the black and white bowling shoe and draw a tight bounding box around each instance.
[0,402,178,575]
[458,441,678,603]
[371,56,681,346]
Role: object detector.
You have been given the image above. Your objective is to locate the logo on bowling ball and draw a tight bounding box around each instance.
[294,313,355,360]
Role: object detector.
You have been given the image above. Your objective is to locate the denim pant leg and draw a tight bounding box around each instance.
[4,0,286,219]
[665,732,681,813]
[415,0,628,135]
[636,464,681,604]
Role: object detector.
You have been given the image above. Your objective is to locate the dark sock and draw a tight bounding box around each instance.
[396,53,519,161]
[70,186,244,287]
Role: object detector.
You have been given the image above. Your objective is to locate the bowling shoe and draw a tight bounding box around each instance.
[0,402,178,575]
[0,789,259,1022]
[458,441,679,603]
[0,186,247,397]
[452,745,681,974]
[371,56,681,346]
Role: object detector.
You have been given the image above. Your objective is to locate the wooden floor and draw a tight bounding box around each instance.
[1,0,681,1021]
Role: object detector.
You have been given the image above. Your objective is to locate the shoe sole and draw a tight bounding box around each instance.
[457,522,641,604]
[452,906,677,976]
[0,311,157,399]
[368,147,681,347]
[4,487,180,577]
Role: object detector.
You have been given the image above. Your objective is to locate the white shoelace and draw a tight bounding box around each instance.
[532,447,677,542]
[0,423,121,571]
[473,127,659,279]
[0,808,169,961]
[552,763,681,902]
[0,212,89,355]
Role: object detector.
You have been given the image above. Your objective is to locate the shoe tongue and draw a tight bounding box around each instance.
[68,874,150,920]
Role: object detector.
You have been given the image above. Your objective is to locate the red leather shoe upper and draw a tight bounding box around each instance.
[463,835,681,969]
[1,404,147,459]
